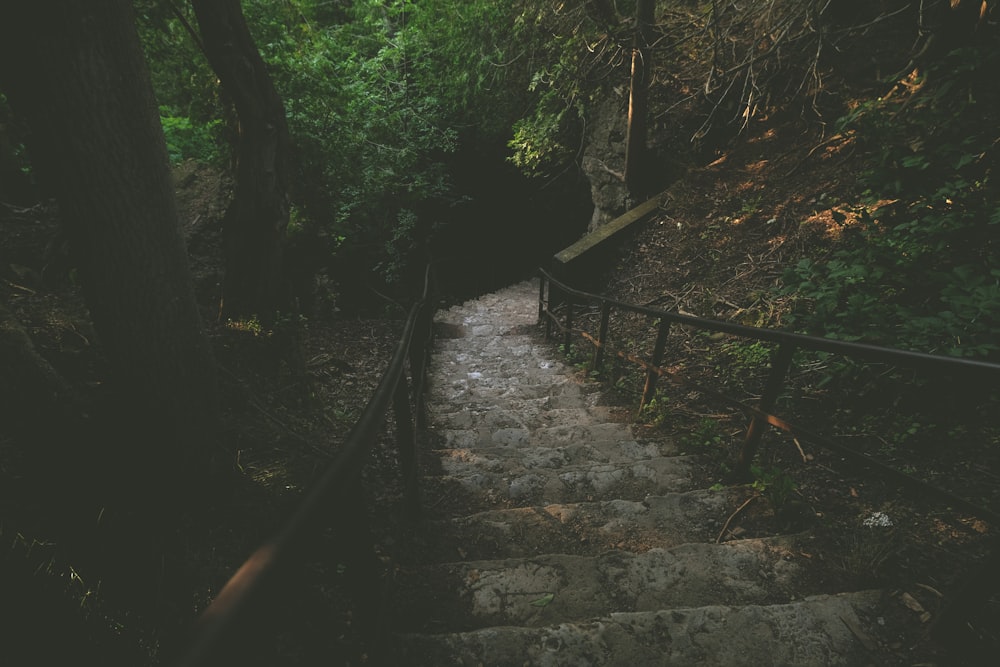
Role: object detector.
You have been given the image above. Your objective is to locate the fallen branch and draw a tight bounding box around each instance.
[716,493,759,543]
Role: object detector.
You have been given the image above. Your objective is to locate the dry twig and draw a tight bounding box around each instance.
[716,493,759,543]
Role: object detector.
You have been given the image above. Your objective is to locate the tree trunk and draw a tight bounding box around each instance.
[624,0,656,200]
[191,0,292,322]
[0,0,221,496]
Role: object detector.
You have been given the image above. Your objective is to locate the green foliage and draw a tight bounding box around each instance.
[505,3,627,177]
[509,84,587,178]
[750,464,796,509]
[133,0,634,286]
[721,340,772,370]
[640,392,670,427]
[159,106,222,164]
[783,44,1000,359]
[238,0,534,285]
[682,417,726,450]
[135,1,222,135]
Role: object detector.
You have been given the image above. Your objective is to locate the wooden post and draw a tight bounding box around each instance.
[639,318,671,412]
[538,275,546,323]
[734,343,796,480]
[592,300,612,375]
[409,306,431,431]
[393,379,420,519]
[544,279,555,340]
[563,297,575,354]
[624,0,656,198]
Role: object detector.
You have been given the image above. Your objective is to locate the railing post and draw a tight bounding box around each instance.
[538,274,546,324]
[393,379,420,519]
[544,280,555,340]
[339,476,384,663]
[733,343,796,481]
[639,319,671,412]
[409,305,432,430]
[592,300,612,375]
[563,296,575,354]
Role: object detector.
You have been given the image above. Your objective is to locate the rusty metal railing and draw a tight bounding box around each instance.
[538,268,1000,524]
[171,265,435,666]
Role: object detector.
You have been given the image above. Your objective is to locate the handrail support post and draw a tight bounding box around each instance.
[734,343,796,481]
[538,274,546,323]
[639,319,672,413]
[393,379,420,520]
[563,297,575,354]
[592,300,612,375]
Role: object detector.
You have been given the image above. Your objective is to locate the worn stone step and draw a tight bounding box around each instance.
[430,362,568,395]
[392,590,884,667]
[439,288,539,316]
[393,536,838,633]
[433,334,547,354]
[428,377,597,404]
[434,422,638,450]
[431,440,678,479]
[429,403,614,431]
[398,279,898,666]
[430,347,555,374]
[421,489,737,561]
[434,308,538,336]
[427,455,699,507]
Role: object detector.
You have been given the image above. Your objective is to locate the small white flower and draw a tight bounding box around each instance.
[862,511,894,528]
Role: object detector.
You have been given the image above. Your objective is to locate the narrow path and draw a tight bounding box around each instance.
[390,280,884,665]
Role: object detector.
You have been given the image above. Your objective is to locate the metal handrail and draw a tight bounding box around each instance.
[538,268,1000,524]
[172,265,435,666]
[540,269,1000,378]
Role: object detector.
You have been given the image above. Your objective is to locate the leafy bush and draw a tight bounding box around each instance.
[241,0,529,286]
[783,44,1000,359]
[159,107,223,164]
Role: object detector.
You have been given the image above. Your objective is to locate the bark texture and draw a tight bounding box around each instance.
[0,0,220,483]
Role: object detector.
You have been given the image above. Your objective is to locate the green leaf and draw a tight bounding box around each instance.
[530,593,555,607]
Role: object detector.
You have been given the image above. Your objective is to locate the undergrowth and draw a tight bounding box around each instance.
[782,43,1000,360]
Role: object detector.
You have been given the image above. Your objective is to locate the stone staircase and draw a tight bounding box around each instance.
[389,280,886,666]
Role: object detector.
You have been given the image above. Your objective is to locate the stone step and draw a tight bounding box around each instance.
[396,279,896,666]
[429,403,614,431]
[392,590,884,667]
[428,377,597,404]
[439,287,539,315]
[392,536,837,633]
[434,422,638,450]
[426,455,699,507]
[430,363,573,402]
[431,440,678,478]
[438,287,538,311]
[436,296,539,330]
[431,343,550,370]
[421,489,737,561]
[433,334,547,354]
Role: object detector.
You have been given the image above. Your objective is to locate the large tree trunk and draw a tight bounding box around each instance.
[191,0,292,322]
[0,0,221,496]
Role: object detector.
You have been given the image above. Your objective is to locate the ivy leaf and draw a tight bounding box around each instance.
[530,593,555,607]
